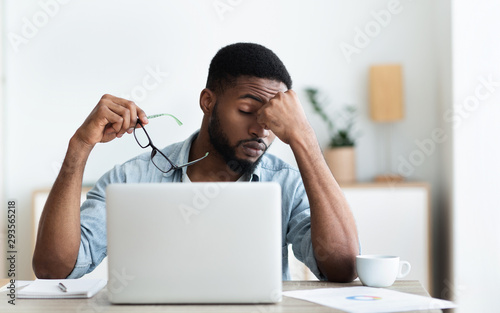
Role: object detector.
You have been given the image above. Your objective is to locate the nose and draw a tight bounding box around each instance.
[249,120,269,139]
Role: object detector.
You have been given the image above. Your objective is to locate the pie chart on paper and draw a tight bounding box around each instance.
[346,295,382,301]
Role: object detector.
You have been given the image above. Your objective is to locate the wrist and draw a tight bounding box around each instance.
[289,127,326,167]
[288,126,317,150]
[67,135,94,164]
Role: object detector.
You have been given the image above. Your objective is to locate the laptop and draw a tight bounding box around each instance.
[106,182,282,304]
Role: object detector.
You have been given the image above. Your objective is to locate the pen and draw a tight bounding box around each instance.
[58,282,67,293]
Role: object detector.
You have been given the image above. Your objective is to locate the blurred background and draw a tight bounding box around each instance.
[0,1,499,312]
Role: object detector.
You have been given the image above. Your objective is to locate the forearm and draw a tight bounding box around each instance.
[33,136,93,278]
[290,129,359,282]
[255,89,358,281]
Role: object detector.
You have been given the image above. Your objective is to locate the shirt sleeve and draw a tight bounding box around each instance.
[66,163,126,279]
[285,178,327,281]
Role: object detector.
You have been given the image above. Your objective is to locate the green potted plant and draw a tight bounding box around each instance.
[304,87,358,183]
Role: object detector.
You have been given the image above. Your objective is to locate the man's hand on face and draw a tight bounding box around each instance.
[74,94,149,149]
[256,90,313,146]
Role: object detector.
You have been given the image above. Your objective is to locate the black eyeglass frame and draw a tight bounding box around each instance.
[134,119,208,173]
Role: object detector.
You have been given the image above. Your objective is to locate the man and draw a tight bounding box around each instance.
[33,43,359,282]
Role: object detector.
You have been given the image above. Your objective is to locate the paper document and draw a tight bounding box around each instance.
[283,286,456,313]
[17,279,107,299]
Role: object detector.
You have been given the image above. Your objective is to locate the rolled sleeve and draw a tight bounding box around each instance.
[282,173,327,281]
[66,161,127,278]
[66,187,109,278]
[287,207,327,281]
[66,243,92,279]
[300,228,327,281]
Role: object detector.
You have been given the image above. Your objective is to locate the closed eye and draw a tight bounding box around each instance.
[239,110,252,115]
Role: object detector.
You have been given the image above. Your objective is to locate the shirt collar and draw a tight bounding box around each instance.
[160,131,199,179]
[166,129,262,182]
[251,165,261,181]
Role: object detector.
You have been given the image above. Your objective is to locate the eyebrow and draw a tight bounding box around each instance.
[238,94,264,103]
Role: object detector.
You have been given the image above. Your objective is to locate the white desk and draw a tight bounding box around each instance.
[1,280,441,312]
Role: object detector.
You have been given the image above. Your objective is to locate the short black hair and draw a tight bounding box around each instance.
[206,42,292,95]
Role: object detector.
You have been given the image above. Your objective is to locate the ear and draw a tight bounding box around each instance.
[199,88,216,115]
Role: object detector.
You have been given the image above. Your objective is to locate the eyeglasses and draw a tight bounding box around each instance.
[134,113,208,173]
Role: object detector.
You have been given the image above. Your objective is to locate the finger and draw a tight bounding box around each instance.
[105,101,131,137]
[108,98,144,137]
[104,94,142,126]
[136,106,149,126]
[93,101,123,129]
[103,94,133,107]
[112,97,138,126]
[112,97,148,130]
[105,107,126,135]
[256,104,269,123]
[97,108,125,141]
[258,112,272,130]
[256,111,271,131]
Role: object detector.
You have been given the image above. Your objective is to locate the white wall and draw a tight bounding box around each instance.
[452,1,500,312]
[2,0,444,281]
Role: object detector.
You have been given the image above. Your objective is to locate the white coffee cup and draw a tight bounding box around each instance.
[356,255,411,287]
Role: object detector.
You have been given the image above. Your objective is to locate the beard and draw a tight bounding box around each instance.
[208,102,269,176]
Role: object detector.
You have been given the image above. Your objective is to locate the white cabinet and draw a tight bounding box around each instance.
[344,183,431,291]
[289,183,431,292]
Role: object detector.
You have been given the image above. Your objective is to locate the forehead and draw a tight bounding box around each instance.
[222,76,287,101]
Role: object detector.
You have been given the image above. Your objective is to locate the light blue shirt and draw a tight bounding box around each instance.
[67,131,326,280]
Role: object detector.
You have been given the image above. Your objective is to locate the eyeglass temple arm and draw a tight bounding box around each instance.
[174,152,210,169]
[146,113,183,126]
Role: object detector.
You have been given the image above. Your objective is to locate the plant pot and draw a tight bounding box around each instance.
[324,147,356,183]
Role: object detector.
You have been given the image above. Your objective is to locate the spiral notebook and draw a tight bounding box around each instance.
[17,279,107,299]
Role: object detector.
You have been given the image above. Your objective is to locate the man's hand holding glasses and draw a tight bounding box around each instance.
[74,94,149,149]
[72,94,207,172]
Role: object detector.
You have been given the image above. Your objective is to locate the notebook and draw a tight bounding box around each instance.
[17,279,106,299]
[106,182,282,304]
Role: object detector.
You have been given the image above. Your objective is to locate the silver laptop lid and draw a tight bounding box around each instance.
[106,182,282,304]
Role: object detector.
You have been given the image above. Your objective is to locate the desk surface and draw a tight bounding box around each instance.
[0,279,441,312]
